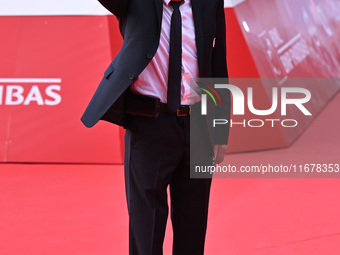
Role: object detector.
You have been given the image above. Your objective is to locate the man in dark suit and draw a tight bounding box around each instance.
[81,0,230,254]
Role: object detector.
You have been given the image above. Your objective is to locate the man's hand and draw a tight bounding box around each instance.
[213,144,228,165]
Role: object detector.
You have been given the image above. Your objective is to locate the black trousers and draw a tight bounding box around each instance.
[124,112,212,255]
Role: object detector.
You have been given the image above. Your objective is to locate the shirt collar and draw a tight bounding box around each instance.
[165,0,185,6]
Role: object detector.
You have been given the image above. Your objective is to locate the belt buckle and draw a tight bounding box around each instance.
[177,106,191,116]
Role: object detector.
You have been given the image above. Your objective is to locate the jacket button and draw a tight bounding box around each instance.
[147,53,153,59]
[128,74,135,80]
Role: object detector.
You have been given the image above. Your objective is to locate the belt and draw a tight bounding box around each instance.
[159,103,191,116]
[125,91,191,117]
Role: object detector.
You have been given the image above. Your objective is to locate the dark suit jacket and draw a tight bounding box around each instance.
[81,0,231,144]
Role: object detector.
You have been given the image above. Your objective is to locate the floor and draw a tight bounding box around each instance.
[1,93,339,255]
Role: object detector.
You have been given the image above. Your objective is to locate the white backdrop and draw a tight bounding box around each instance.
[0,0,244,15]
[0,0,109,15]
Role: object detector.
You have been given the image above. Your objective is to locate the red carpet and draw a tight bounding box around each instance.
[1,93,339,255]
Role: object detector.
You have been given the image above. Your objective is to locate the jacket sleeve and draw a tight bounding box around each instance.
[98,0,129,18]
[212,0,231,145]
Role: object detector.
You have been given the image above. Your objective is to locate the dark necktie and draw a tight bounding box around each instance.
[167,0,183,113]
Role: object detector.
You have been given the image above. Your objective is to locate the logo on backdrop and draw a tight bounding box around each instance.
[0,78,62,106]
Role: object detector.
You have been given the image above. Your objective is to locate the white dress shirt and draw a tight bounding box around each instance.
[130,0,200,105]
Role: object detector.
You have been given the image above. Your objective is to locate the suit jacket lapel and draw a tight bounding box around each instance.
[154,0,163,31]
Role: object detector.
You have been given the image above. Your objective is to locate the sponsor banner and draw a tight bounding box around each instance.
[0,15,124,163]
[1,0,339,163]
[233,0,340,79]
[224,0,340,152]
